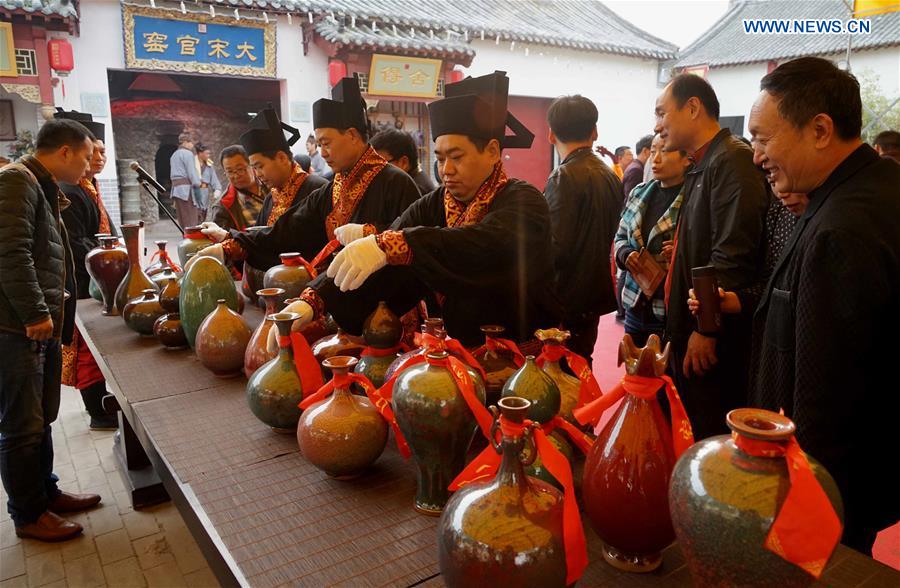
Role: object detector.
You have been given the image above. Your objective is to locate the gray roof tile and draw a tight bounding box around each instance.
[0,0,77,18]
[676,0,900,68]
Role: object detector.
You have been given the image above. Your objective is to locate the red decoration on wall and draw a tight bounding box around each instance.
[47,38,74,77]
[328,60,347,86]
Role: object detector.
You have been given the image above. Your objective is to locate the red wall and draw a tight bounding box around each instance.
[503,95,553,190]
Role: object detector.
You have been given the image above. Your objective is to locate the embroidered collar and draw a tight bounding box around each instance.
[325,146,387,239]
[79,177,111,235]
[267,163,308,226]
[444,162,508,228]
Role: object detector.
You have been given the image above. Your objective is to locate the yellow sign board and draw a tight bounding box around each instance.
[853,0,900,16]
[367,54,442,98]
[0,23,18,77]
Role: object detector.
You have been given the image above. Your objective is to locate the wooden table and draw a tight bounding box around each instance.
[76,299,900,587]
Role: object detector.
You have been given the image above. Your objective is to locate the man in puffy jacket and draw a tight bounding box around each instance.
[0,118,102,542]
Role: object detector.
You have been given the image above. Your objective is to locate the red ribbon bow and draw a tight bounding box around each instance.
[298,371,411,458]
[541,415,594,455]
[184,230,205,240]
[573,374,694,458]
[277,334,325,399]
[310,238,341,275]
[536,344,602,409]
[475,335,526,367]
[733,433,842,578]
[360,342,409,358]
[148,249,182,273]
[449,415,588,585]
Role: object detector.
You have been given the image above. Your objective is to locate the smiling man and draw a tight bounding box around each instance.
[654,73,769,440]
[748,57,900,553]
[283,71,560,347]
[193,80,418,273]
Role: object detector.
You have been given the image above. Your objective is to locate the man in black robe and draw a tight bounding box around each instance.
[192,79,419,273]
[198,107,326,244]
[748,57,900,553]
[281,72,560,347]
[55,109,118,430]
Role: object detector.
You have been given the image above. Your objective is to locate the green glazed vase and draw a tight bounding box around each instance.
[179,256,239,349]
[392,351,486,515]
[247,312,304,433]
[501,356,561,425]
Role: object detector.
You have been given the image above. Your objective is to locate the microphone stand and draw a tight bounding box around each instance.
[137,179,184,236]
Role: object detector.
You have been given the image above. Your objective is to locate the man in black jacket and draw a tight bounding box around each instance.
[748,57,900,553]
[0,119,102,542]
[655,74,769,440]
[544,95,622,362]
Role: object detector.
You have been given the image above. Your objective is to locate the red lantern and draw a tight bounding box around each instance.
[449,69,465,84]
[48,38,74,77]
[328,60,347,86]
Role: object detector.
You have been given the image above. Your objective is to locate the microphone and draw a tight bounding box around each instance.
[129,161,167,194]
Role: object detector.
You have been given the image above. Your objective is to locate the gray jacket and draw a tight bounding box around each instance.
[169,147,201,202]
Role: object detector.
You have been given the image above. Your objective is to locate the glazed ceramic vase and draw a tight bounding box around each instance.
[179,256,239,349]
[150,267,179,290]
[244,287,285,379]
[670,408,843,587]
[247,312,305,432]
[355,301,404,389]
[311,329,365,378]
[263,252,312,308]
[88,277,103,303]
[158,276,181,313]
[195,300,252,377]
[297,356,388,478]
[123,289,166,336]
[502,356,571,489]
[85,235,128,315]
[582,334,676,573]
[502,356,561,424]
[535,328,582,424]
[154,313,188,349]
[115,222,159,315]
[392,350,486,515]
[384,317,445,382]
[177,226,214,266]
[145,240,177,277]
[438,396,567,587]
[473,325,521,408]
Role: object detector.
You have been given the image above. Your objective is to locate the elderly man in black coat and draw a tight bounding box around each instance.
[748,57,900,553]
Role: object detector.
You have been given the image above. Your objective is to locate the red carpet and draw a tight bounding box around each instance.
[590,312,900,570]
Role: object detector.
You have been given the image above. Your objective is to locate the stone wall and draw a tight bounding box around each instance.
[110,99,248,225]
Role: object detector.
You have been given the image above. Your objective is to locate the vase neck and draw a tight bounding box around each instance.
[495,437,529,490]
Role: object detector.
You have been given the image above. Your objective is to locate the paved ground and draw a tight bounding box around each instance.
[1,221,219,588]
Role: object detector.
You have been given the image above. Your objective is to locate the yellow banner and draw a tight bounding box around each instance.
[367,54,442,98]
[853,0,900,17]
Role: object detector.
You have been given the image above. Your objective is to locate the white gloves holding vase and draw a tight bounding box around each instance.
[334,223,366,246]
[199,221,229,243]
[183,243,224,272]
[266,299,314,353]
[326,235,387,292]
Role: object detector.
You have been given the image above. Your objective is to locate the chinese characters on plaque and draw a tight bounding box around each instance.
[124,5,275,78]
[368,54,443,98]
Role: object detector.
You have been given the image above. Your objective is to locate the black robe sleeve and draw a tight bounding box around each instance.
[60,183,100,300]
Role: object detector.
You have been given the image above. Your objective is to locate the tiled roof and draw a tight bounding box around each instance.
[314,19,476,65]
[0,0,77,19]
[676,0,900,68]
[208,0,678,59]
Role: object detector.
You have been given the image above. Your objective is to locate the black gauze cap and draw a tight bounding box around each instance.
[239,104,300,155]
[312,77,368,135]
[54,108,104,142]
[428,71,533,149]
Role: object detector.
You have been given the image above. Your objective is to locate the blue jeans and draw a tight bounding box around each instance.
[0,332,61,526]
[624,306,666,347]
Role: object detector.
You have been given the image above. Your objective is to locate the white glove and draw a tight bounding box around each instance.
[184,243,224,272]
[334,223,366,246]
[266,300,314,353]
[326,235,387,292]
[199,221,229,243]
